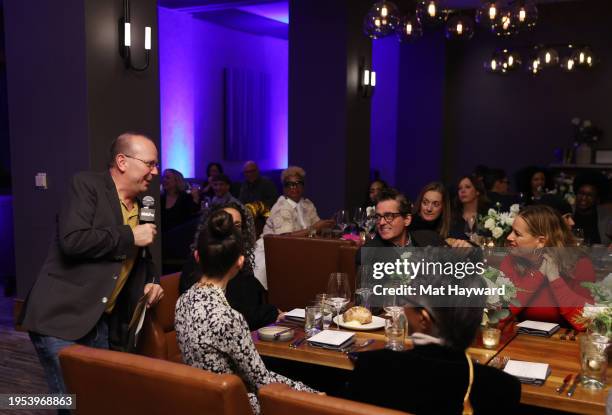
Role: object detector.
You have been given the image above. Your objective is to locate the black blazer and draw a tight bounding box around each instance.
[20,171,158,347]
[347,346,521,415]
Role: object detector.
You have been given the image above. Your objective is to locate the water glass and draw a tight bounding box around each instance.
[315,294,332,329]
[385,312,406,351]
[305,306,321,337]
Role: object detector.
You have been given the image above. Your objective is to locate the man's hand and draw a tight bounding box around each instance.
[133,224,157,247]
[144,283,164,308]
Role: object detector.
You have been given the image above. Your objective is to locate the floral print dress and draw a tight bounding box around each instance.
[175,283,316,414]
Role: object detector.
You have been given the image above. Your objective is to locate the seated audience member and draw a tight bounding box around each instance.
[347,255,521,414]
[501,205,595,330]
[363,188,445,250]
[573,172,612,246]
[239,160,278,209]
[483,168,520,211]
[201,162,223,199]
[536,194,575,229]
[411,182,471,248]
[179,202,279,330]
[364,179,388,208]
[253,166,334,289]
[175,210,316,415]
[161,169,199,232]
[210,173,240,206]
[449,175,490,241]
[516,166,551,205]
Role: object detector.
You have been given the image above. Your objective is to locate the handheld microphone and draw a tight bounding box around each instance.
[139,196,156,259]
[140,196,156,223]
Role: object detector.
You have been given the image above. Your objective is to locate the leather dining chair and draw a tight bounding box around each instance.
[259,383,411,415]
[59,344,253,415]
[137,272,182,362]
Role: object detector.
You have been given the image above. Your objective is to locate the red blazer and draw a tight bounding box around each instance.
[500,255,595,330]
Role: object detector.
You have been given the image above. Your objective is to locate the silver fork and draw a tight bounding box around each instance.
[342,339,374,354]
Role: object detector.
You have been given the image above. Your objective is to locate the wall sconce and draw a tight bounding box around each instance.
[119,0,151,71]
[360,68,376,98]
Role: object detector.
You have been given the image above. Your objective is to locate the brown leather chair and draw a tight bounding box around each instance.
[60,344,253,415]
[137,272,182,362]
[263,235,354,310]
[338,245,359,288]
[259,383,411,415]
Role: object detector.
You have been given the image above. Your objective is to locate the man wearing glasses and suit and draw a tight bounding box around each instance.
[20,132,164,401]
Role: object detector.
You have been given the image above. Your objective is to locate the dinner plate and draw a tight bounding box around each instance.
[333,315,385,331]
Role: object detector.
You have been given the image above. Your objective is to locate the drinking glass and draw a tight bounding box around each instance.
[574,228,585,247]
[304,306,321,337]
[315,294,332,329]
[353,207,367,231]
[335,210,350,233]
[464,216,477,240]
[382,281,403,316]
[354,288,372,309]
[385,311,407,351]
[326,273,351,329]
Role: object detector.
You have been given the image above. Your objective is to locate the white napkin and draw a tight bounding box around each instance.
[307,330,355,346]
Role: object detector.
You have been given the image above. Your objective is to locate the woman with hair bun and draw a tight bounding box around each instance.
[175,210,315,414]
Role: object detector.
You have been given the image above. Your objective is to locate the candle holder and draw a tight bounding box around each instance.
[482,327,501,349]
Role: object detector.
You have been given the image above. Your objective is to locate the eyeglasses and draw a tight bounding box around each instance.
[124,154,160,170]
[373,212,404,224]
[284,180,304,189]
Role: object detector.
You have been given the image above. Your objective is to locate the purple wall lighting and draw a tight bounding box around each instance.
[159,7,195,177]
[159,5,288,180]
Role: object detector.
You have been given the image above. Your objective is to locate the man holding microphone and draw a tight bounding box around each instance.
[20,132,164,397]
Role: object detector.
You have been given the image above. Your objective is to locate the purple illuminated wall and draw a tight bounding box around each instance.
[159,7,288,179]
[371,37,399,187]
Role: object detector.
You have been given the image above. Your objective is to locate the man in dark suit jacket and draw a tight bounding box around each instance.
[357,188,445,264]
[20,132,164,398]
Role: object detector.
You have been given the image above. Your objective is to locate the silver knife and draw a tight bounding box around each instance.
[567,374,581,397]
[556,374,572,394]
[344,339,375,354]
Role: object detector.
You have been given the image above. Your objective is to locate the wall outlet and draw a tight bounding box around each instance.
[35,173,47,189]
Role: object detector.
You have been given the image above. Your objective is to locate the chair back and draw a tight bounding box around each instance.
[137,272,182,362]
[263,235,354,310]
[60,344,253,415]
[259,383,411,415]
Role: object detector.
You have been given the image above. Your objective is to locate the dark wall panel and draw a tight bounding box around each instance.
[6,0,161,299]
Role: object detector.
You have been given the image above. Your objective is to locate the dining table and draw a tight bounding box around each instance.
[253,321,610,414]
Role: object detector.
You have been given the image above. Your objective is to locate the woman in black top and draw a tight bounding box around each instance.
[180,201,279,330]
[347,253,521,414]
[449,175,490,240]
[160,169,199,232]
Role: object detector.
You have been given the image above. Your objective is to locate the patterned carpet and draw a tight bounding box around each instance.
[0,288,54,415]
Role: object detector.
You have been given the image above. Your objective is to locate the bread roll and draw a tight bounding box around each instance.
[342,306,372,325]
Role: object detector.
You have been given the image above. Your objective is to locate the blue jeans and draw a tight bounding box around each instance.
[29,315,109,396]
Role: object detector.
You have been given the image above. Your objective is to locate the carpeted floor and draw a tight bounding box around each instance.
[0,288,54,415]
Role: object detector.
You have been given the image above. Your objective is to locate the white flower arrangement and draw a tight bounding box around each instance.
[481,267,521,325]
[577,274,612,339]
[480,204,519,243]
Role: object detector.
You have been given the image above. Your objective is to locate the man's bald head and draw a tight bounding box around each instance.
[243,160,259,183]
[109,132,155,168]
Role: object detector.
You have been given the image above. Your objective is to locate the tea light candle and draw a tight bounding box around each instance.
[482,328,501,349]
[588,358,602,371]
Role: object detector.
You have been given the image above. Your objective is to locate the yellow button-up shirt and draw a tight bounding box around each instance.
[105,200,139,313]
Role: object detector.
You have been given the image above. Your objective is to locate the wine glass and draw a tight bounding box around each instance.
[353,207,367,231]
[335,210,350,233]
[326,272,351,329]
[573,227,585,247]
[464,216,477,240]
[382,281,403,317]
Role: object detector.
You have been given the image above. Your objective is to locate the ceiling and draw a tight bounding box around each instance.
[157,0,578,39]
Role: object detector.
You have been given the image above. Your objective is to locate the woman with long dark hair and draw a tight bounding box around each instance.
[449,175,490,241]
